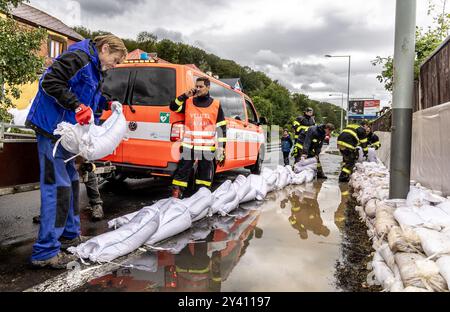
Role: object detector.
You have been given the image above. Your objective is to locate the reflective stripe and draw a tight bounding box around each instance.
[195,179,212,187]
[289,217,297,225]
[216,120,227,127]
[212,277,222,282]
[342,168,352,174]
[181,143,216,151]
[218,137,227,143]
[295,142,303,149]
[175,104,183,113]
[312,139,318,143]
[175,98,183,106]
[343,129,359,141]
[292,207,301,212]
[347,124,360,129]
[176,266,210,274]
[363,147,369,152]
[293,121,300,127]
[299,126,309,132]
[183,138,216,145]
[342,191,350,196]
[173,180,188,188]
[185,131,216,136]
[337,141,356,150]
[360,138,368,143]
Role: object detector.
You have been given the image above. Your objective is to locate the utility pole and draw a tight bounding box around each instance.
[390,0,416,199]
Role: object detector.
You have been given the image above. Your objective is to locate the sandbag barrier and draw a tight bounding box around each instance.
[68,160,318,264]
[350,162,450,292]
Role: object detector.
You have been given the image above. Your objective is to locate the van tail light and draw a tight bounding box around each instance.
[171,122,185,142]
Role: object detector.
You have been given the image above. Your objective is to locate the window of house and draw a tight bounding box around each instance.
[48,36,66,58]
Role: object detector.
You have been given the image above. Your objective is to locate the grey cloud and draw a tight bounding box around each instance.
[153,28,184,42]
[253,50,285,68]
[75,0,146,16]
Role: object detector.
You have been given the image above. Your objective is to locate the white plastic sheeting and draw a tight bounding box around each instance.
[53,101,126,161]
[8,102,32,127]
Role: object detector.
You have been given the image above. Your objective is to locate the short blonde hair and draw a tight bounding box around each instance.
[93,34,128,58]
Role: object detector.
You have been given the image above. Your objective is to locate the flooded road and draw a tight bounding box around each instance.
[75,143,347,292]
[1,139,350,292]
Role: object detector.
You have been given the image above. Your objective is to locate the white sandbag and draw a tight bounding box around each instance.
[68,203,160,262]
[261,167,279,193]
[357,146,364,163]
[211,180,240,216]
[406,186,431,207]
[393,206,441,230]
[304,169,315,183]
[108,211,139,229]
[436,256,450,289]
[375,204,397,237]
[403,286,431,292]
[414,205,450,228]
[291,171,307,185]
[53,101,126,161]
[248,174,268,200]
[395,252,448,291]
[414,227,450,257]
[293,158,317,174]
[367,148,377,163]
[275,165,290,190]
[182,187,213,222]
[298,157,317,166]
[365,199,378,218]
[388,226,422,253]
[372,256,395,290]
[379,243,397,273]
[437,201,450,216]
[232,175,256,204]
[145,198,192,246]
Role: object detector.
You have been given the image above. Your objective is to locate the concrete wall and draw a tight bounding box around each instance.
[375,101,450,196]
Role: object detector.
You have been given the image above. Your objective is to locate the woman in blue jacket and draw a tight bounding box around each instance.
[26,35,127,269]
[281,129,293,166]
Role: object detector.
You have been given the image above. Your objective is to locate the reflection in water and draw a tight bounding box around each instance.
[334,183,349,233]
[281,182,330,240]
[83,209,263,292]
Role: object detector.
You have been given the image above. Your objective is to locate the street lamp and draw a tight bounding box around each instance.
[325,54,351,124]
[329,93,344,132]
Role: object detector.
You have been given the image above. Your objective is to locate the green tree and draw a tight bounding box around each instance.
[373,0,450,91]
[1,0,46,121]
[0,0,23,12]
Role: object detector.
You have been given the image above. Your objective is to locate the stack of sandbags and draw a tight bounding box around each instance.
[351,161,450,292]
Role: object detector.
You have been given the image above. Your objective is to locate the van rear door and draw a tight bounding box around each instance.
[102,65,179,169]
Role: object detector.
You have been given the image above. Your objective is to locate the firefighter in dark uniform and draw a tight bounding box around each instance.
[299,123,335,179]
[169,77,227,198]
[337,121,370,182]
[366,125,381,150]
[292,107,315,162]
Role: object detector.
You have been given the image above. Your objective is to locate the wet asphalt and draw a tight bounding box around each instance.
[0,138,348,292]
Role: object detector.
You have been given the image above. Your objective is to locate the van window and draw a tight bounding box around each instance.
[209,82,245,120]
[245,99,258,124]
[102,67,176,106]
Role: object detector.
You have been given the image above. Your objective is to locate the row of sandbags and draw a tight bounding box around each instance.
[350,162,450,292]
[68,162,318,263]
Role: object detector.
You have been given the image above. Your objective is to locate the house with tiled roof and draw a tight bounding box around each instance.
[2,3,84,109]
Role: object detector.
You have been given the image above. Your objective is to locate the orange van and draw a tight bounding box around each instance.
[99,56,267,182]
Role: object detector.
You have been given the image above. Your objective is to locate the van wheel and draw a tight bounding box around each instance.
[250,146,265,174]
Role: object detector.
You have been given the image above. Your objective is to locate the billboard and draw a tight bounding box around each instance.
[348,100,380,119]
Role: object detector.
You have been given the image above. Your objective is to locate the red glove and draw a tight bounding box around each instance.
[75,104,92,125]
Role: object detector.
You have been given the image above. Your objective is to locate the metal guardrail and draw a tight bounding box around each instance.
[0,123,36,152]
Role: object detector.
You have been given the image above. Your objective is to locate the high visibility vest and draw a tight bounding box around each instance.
[182,98,220,151]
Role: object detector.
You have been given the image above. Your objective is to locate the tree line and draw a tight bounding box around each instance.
[74,26,345,131]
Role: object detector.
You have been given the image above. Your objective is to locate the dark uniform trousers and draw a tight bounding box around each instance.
[339,148,358,179]
[173,147,215,189]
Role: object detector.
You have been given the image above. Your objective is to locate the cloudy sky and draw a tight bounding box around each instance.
[30,0,442,108]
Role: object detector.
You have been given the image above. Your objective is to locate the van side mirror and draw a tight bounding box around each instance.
[259,117,268,125]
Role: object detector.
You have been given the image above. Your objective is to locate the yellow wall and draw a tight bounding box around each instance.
[12,81,39,109]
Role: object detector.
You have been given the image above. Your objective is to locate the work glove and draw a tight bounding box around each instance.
[216,147,226,167]
[75,104,93,125]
